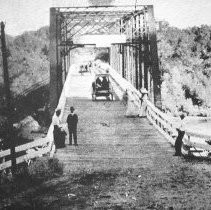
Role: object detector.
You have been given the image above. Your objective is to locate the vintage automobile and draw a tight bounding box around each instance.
[92,73,113,101]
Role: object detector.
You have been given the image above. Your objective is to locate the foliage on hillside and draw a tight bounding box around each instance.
[95,51,110,63]
[157,23,211,116]
[1,23,211,117]
[0,26,49,99]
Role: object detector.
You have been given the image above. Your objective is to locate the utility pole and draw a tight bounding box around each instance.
[0,21,16,171]
[1,22,12,117]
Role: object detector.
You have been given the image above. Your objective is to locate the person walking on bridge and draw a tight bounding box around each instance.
[67,106,78,146]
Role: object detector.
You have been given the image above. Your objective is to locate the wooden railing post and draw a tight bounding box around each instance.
[10,134,16,172]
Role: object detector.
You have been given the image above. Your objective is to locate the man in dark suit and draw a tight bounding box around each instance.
[67,106,78,146]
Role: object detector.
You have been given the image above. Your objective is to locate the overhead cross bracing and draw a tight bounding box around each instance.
[55,5,149,46]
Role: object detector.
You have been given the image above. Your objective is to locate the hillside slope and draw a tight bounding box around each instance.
[1,24,211,117]
[0,26,49,100]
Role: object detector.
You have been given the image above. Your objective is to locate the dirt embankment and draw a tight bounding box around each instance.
[0,85,50,148]
[2,150,211,209]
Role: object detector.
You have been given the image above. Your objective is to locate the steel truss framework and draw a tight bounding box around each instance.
[49,5,161,115]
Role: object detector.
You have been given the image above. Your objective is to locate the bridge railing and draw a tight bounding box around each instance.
[1,62,211,171]
[98,62,211,154]
[104,64,178,145]
[0,66,72,171]
[0,137,52,170]
[146,100,211,155]
[0,64,82,171]
[0,76,52,171]
[0,81,63,171]
[145,99,177,145]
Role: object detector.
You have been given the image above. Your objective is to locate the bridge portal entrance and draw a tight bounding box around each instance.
[49,5,161,115]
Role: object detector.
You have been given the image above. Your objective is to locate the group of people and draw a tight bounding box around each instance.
[52,88,186,157]
[52,106,78,149]
[79,61,93,75]
[94,76,109,91]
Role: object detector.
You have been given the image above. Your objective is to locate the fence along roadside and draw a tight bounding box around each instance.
[0,77,51,170]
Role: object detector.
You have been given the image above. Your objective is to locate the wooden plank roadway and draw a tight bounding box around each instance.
[56,98,173,172]
[55,68,174,172]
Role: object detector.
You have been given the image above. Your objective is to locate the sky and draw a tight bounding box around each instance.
[0,0,211,36]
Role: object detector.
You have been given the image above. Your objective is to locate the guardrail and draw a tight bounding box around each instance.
[98,62,211,156]
[145,100,177,145]
[1,63,211,171]
[0,137,52,170]
[0,76,52,171]
[0,64,79,172]
[146,99,211,156]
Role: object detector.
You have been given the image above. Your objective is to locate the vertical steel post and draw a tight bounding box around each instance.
[120,19,125,78]
[122,45,125,78]
[49,8,58,116]
[134,15,139,89]
[138,14,143,89]
[143,9,149,91]
[49,8,63,116]
[135,46,138,89]
[57,14,63,99]
[65,24,68,76]
[148,5,162,109]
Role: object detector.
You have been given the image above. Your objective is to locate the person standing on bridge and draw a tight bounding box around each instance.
[174,113,186,156]
[67,106,78,146]
[53,109,66,149]
[125,90,140,117]
[122,89,128,106]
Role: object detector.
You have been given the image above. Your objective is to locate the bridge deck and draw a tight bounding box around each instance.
[55,66,173,172]
[7,65,211,209]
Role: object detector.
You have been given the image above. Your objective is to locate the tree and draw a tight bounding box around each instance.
[158,24,211,115]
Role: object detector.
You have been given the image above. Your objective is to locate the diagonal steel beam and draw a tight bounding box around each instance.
[67,14,107,38]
